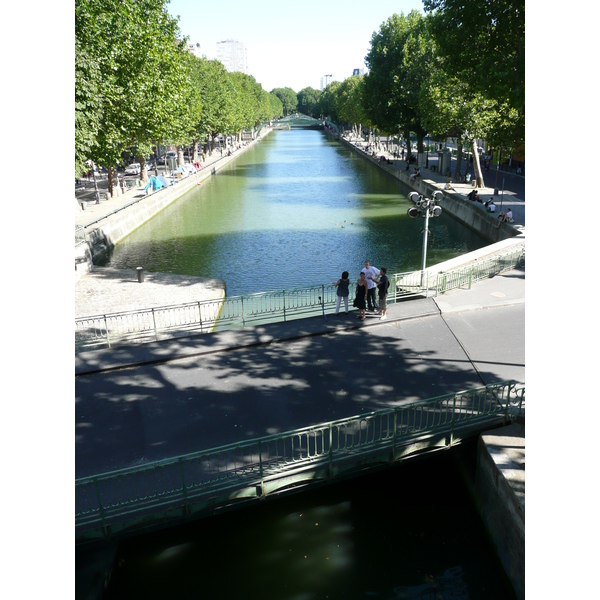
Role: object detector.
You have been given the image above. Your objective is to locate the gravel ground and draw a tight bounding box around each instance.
[75,267,225,318]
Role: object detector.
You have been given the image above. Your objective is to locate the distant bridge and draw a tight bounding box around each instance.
[257,115,339,136]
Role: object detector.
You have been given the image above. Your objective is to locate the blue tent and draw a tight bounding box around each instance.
[144,176,165,192]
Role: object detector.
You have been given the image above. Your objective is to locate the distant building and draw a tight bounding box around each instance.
[320,74,333,90]
[352,68,365,77]
[177,39,203,58]
[186,42,203,58]
[216,39,248,74]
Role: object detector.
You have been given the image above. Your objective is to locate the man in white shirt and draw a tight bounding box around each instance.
[362,261,380,312]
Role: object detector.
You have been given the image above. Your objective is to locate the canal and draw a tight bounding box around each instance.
[96,130,489,297]
[92,439,516,599]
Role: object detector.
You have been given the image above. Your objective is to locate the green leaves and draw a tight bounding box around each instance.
[271,87,298,116]
[75,0,277,177]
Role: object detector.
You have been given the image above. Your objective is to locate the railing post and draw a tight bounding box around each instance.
[449,394,457,446]
[104,315,111,348]
[152,308,159,341]
[92,477,108,536]
[258,440,264,496]
[197,301,204,333]
[178,459,190,516]
[392,409,398,463]
[328,423,333,478]
[241,296,246,326]
[282,290,286,322]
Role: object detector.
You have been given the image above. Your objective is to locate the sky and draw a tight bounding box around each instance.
[166,0,425,92]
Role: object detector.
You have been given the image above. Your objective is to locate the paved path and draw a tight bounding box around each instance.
[75,136,268,229]
[75,268,525,478]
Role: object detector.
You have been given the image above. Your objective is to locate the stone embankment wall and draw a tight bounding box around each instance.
[475,423,525,600]
[85,145,262,261]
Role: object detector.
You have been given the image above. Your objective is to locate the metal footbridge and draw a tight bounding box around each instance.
[76,380,524,544]
[257,114,338,136]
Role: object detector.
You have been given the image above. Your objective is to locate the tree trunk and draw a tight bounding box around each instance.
[138,156,149,183]
[404,130,411,161]
[471,138,485,187]
[108,166,122,197]
[416,132,425,167]
[453,141,463,179]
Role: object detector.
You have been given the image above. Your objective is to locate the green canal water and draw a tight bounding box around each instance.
[97,440,516,600]
[96,130,488,297]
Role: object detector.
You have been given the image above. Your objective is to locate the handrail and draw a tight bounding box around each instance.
[75,244,524,351]
[75,381,524,539]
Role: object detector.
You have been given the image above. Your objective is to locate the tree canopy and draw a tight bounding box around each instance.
[75,0,282,179]
[363,10,435,151]
[271,87,298,115]
[423,0,525,145]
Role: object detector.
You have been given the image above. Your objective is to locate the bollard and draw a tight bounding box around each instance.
[136,267,144,283]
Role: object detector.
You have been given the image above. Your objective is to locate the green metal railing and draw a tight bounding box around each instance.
[75,244,524,351]
[431,244,524,295]
[75,381,524,541]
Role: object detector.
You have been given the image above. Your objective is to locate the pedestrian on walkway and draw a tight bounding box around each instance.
[497,208,513,227]
[362,261,380,312]
[377,268,390,320]
[334,271,350,315]
[353,272,368,320]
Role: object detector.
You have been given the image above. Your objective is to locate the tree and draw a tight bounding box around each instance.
[271,87,298,115]
[75,0,192,185]
[364,11,436,161]
[317,81,341,122]
[420,71,509,186]
[193,58,237,150]
[423,0,525,147]
[296,87,321,116]
[75,38,103,178]
[335,75,371,137]
[268,93,284,120]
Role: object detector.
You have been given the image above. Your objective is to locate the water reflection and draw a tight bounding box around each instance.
[97,131,488,296]
[101,442,516,600]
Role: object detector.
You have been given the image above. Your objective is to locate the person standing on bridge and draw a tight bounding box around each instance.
[334,271,350,315]
[377,268,390,320]
[362,261,380,312]
[353,272,368,320]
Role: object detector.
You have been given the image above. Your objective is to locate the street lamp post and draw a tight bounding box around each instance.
[407,191,444,289]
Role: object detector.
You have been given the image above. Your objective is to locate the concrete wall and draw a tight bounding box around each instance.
[475,425,525,600]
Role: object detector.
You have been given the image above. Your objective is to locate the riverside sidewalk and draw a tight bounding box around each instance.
[342,135,525,229]
[75,131,272,230]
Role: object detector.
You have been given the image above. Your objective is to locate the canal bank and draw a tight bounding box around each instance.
[75,127,275,280]
[333,131,524,244]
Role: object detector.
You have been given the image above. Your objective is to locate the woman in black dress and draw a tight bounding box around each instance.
[354,271,368,320]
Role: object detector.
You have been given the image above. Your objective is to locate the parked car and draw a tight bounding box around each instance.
[125,163,141,175]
